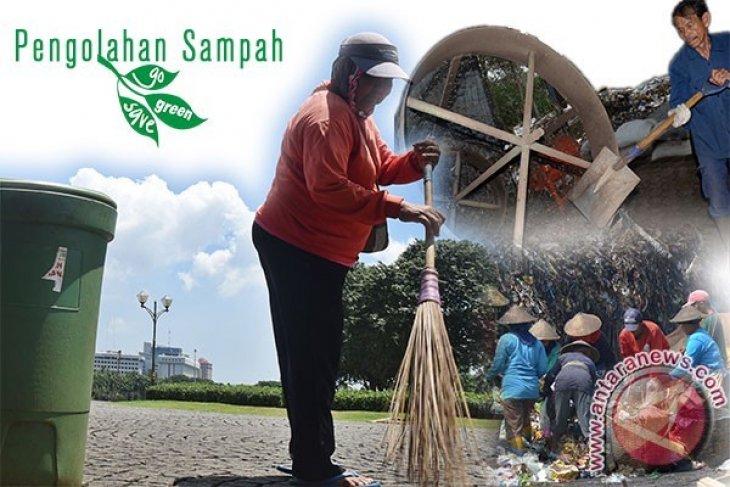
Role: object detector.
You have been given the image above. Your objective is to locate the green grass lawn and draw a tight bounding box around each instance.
[112,400,499,429]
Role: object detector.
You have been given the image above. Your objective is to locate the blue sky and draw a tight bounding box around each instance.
[2,0,728,383]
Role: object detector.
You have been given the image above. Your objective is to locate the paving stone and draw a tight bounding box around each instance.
[84,401,728,486]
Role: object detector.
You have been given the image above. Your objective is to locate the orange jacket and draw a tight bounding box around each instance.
[619,320,670,358]
[256,89,425,266]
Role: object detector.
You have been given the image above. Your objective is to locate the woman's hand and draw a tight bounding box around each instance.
[398,201,445,236]
[413,140,441,168]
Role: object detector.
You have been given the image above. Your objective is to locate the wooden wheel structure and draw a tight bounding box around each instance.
[396,26,618,248]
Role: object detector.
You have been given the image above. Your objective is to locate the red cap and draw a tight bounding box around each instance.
[685,290,710,307]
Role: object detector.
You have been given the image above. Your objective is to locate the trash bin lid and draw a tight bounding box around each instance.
[0,179,118,241]
[0,180,117,208]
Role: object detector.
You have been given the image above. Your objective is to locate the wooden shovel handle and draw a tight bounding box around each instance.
[637,91,704,151]
[424,163,436,269]
[612,90,704,171]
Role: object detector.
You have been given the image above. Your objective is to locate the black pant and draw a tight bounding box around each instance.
[252,222,348,480]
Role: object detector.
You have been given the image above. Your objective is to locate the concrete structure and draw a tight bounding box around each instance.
[141,342,180,375]
[97,343,210,379]
[198,358,213,380]
[141,342,207,379]
[156,354,198,379]
[93,351,144,374]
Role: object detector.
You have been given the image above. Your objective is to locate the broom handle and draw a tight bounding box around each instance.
[424,162,436,269]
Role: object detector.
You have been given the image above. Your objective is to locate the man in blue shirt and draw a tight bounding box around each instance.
[486,305,548,453]
[663,305,727,470]
[684,290,728,366]
[669,0,730,249]
[670,305,725,375]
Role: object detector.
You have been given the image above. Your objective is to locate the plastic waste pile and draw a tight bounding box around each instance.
[597,76,670,128]
[490,408,648,485]
[484,224,710,344]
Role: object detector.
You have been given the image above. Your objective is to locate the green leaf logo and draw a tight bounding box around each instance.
[144,93,206,129]
[119,95,159,146]
[99,56,206,145]
[124,65,178,90]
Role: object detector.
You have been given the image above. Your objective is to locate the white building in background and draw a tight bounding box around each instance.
[95,343,212,379]
[156,354,199,379]
[94,351,144,374]
[198,358,213,380]
[141,342,209,379]
[141,342,182,373]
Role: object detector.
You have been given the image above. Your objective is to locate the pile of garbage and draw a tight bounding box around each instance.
[481,220,714,348]
[597,76,671,128]
[486,408,645,485]
[486,452,549,486]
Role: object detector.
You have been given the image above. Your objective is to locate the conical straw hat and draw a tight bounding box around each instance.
[482,285,509,307]
[564,312,602,337]
[561,340,600,363]
[497,305,537,325]
[670,305,707,324]
[530,319,560,340]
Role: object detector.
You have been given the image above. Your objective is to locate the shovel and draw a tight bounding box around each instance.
[569,79,730,228]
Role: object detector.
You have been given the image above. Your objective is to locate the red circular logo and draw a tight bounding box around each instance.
[610,368,710,466]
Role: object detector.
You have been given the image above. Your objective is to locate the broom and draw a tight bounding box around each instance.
[383,162,471,485]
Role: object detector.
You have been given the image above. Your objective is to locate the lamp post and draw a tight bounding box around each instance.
[136,291,173,383]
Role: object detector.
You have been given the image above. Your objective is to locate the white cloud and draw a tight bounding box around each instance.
[69,168,259,297]
[178,271,197,291]
[218,265,265,298]
[193,248,234,277]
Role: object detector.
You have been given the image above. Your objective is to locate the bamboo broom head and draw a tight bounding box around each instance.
[383,268,472,485]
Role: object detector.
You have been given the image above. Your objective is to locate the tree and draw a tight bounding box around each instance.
[340,262,412,390]
[340,239,496,390]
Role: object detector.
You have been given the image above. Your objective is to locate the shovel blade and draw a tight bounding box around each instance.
[568,147,641,228]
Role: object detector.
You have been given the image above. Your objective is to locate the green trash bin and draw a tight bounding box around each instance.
[0,180,117,486]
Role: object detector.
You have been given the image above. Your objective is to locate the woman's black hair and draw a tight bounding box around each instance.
[329,56,358,100]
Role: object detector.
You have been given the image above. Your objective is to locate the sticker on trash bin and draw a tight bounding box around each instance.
[41,246,68,293]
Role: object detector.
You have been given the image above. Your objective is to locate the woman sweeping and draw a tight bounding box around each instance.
[486,305,548,454]
[252,32,444,487]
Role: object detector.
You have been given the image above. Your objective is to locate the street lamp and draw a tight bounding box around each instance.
[136,291,173,382]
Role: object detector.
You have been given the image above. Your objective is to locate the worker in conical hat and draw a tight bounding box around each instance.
[487,305,548,454]
[530,319,561,441]
[564,312,616,376]
[684,290,728,366]
[543,340,599,450]
[530,319,561,370]
[670,305,725,375]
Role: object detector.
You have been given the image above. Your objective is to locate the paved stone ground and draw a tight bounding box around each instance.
[83,401,496,486]
[84,402,729,486]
